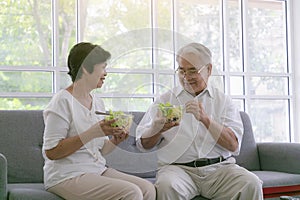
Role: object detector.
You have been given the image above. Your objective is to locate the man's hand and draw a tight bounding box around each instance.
[185,100,238,152]
[141,109,179,149]
[151,109,179,134]
[185,100,208,122]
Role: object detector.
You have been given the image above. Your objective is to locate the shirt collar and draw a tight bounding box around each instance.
[174,83,215,99]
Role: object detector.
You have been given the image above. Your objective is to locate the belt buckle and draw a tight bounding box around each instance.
[193,160,197,167]
[193,158,208,167]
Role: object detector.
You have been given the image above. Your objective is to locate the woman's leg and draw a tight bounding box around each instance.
[102,168,156,200]
[48,172,143,200]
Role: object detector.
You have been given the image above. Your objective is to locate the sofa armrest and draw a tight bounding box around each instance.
[257,142,300,174]
[0,153,7,200]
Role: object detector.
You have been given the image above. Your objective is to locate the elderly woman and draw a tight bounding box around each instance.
[42,42,155,200]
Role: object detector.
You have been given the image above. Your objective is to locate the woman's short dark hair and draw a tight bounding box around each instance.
[67,42,111,82]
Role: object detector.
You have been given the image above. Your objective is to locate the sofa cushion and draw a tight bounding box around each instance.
[105,111,158,178]
[0,153,7,200]
[235,112,261,171]
[8,183,63,200]
[104,138,158,178]
[0,110,44,183]
[253,171,300,188]
[258,143,300,174]
[253,171,300,198]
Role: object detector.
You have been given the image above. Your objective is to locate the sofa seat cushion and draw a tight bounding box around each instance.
[253,171,300,198]
[8,183,63,200]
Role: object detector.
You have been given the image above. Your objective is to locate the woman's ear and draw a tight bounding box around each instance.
[81,65,89,75]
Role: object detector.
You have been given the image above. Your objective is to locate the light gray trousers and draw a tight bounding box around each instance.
[48,168,156,200]
[155,159,263,200]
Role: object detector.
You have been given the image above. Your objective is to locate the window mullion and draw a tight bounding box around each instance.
[52,0,59,94]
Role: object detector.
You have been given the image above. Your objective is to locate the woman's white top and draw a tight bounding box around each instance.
[42,90,108,189]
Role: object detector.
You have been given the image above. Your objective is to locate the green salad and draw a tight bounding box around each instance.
[105,110,133,129]
[158,102,182,123]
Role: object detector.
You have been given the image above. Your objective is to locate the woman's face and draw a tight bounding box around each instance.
[85,62,108,89]
[95,63,108,88]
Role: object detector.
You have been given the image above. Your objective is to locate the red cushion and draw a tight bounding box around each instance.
[263,185,300,198]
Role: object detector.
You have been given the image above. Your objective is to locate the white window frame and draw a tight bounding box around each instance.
[0,0,298,142]
[289,0,300,142]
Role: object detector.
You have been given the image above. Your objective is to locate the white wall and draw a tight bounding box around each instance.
[290,0,300,142]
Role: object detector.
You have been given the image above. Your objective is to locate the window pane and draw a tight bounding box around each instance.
[109,48,152,70]
[0,71,52,93]
[158,74,175,94]
[176,0,222,71]
[100,73,153,94]
[248,99,289,142]
[227,0,242,72]
[249,76,288,96]
[209,75,224,93]
[232,99,244,111]
[248,0,287,73]
[230,76,244,95]
[0,0,51,66]
[154,30,175,70]
[102,97,153,112]
[84,0,151,43]
[156,0,172,29]
[155,49,174,70]
[59,72,72,90]
[0,98,50,110]
[57,0,76,67]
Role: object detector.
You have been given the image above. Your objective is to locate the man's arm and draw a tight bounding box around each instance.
[185,100,239,152]
[201,116,238,152]
[141,117,179,149]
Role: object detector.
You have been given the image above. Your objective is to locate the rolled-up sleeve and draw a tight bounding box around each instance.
[135,104,160,152]
[222,97,244,155]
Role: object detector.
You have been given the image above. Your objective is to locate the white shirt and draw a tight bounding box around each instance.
[136,84,243,166]
[42,90,108,189]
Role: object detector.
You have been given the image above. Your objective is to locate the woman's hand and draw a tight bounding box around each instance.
[99,119,124,136]
[110,130,129,145]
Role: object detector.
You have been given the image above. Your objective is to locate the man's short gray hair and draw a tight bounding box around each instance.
[176,43,212,65]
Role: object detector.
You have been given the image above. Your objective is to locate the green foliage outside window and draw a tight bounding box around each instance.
[0,0,292,142]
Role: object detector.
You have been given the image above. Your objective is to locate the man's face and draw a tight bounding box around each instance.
[177,53,211,95]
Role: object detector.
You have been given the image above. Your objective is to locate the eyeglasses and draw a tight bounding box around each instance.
[175,64,208,77]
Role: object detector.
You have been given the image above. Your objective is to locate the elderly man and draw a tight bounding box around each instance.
[136,43,263,200]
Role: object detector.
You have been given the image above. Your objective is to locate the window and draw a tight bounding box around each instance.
[0,0,294,142]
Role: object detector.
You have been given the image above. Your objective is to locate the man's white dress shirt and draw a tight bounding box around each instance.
[136,84,243,166]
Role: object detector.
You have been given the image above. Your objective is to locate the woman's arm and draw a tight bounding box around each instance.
[101,132,128,155]
[45,119,123,160]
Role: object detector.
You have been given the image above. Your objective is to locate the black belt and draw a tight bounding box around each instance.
[173,156,225,168]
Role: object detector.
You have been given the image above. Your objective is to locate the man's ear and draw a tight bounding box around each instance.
[207,63,212,76]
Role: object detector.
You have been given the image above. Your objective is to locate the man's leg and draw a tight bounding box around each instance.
[155,165,199,200]
[186,163,263,200]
